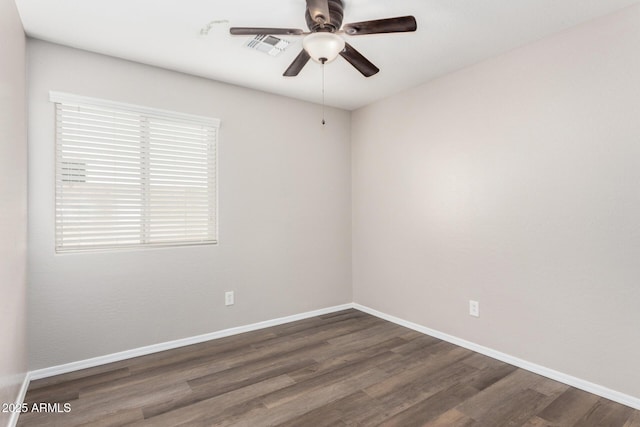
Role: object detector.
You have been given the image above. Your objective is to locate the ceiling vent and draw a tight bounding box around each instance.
[246,35,291,57]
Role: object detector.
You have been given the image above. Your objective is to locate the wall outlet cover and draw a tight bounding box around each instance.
[469,300,479,317]
[225,291,235,306]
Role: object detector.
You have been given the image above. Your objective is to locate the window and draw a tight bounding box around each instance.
[51,92,219,252]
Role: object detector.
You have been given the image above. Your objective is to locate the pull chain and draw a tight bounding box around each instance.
[321,58,326,126]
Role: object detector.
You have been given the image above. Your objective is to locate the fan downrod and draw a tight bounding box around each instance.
[306,0,344,33]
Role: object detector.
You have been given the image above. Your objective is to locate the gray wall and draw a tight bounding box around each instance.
[27,40,352,369]
[23,2,640,405]
[352,5,640,399]
[0,0,28,422]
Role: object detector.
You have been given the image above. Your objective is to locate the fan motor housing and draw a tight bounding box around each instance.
[306,0,344,32]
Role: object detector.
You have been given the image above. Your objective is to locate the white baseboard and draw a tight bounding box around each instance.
[353,303,640,411]
[24,302,640,413]
[8,372,31,427]
[29,304,353,381]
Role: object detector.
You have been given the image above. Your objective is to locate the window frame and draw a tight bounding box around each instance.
[51,91,220,253]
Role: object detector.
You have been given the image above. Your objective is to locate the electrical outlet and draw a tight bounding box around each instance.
[225,291,234,306]
[469,300,479,317]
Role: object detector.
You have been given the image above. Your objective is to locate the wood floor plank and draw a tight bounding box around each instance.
[465,361,518,391]
[356,365,480,425]
[127,309,371,377]
[624,410,640,427]
[27,366,131,392]
[461,352,503,370]
[211,367,391,427]
[24,387,79,407]
[522,415,554,426]
[19,382,191,427]
[187,357,316,402]
[469,387,552,426]
[377,382,478,427]
[16,310,640,427]
[124,329,279,374]
[286,337,407,384]
[536,387,600,425]
[423,408,477,427]
[132,375,295,426]
[364,344,472,399]
[139,343,328,418]
[572,398,635,427]
[531,376,571,398]
[456,368,546,420]
[76,408,144,426]
[273,390,374,427]
[261,351,400,409]
[390,333,442,355]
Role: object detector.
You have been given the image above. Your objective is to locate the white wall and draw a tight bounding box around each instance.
[0,0,28,423]
[27,40,352,369]
[352,4,640,399]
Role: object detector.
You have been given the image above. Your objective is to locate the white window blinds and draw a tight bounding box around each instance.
[51,92,219,252]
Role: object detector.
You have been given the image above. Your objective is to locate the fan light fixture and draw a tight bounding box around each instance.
[230,1,417,124]
[302,32,345,63]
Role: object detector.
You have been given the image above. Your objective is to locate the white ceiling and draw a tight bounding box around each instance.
[14,0,640,110]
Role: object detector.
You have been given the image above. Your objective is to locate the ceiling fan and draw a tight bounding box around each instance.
[230,0,417,77]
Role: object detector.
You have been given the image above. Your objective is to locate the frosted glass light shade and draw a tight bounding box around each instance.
[303,32,345,63]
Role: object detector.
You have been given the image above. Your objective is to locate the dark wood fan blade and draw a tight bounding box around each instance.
[339,43,379,77]
[343,16,417,35]
[283,49,311,77]
[306,0,332,25]
[230,27,304,36]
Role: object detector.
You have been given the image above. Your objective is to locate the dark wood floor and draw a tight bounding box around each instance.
[18,309,640,426]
